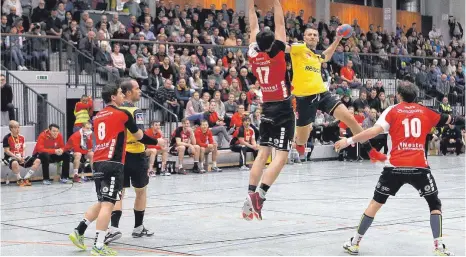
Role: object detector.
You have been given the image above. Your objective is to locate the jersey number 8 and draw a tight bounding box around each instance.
[402,118,421,138]
[255,67,270,84]
[97,122,106,140]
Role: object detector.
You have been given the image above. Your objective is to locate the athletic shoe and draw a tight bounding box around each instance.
[17,179,25,187]
[69,229,87,250]
[60,178,73,184]
[434,242,454,256]
[192,165,202,174]
[149,170,156,177]
[90,245,117,256]
[104,230,122,244]
[24,179,32,186]
[81,176,90,182]
[248,192,265,220]
[211,166,222,172]
[177,167,187,175]
[132,226,154,238]
[73,174,81,183]
[42,180,52,185]
[199,168,206,173]
[240,165,249,171]
[368,148,387,163]
[241,197,254,221]
[162,170,171,176]
[343,237,359,255]
[296,145,305,156]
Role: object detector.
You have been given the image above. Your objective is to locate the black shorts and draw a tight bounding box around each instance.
[94,161,124,204]
[295,91,341,127]
[123,152,149,189]
[260,99,295,151]
[4,155,37,169]
[169,145,192,156]
[375,167,438,198]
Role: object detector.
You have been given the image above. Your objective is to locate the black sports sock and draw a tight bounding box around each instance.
[134,209,145,228]
[361,141,373,152]
[76,218,90,235]
[248,185,257,193]
[259,183,270,192]
[110,210,122,228]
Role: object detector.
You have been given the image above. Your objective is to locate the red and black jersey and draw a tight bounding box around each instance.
[376,103,448,168]
[2,133,25,158]
[145,128,163,150]
[92,105,139,164]
[248,40,288,102]
[170,127,192,146]
[203,111,219,127]
[230,126,255,145]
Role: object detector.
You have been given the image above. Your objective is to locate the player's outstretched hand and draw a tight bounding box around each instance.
[334,137,349,152]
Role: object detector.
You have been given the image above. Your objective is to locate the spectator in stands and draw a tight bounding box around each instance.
[124,0,141,20]
[45,8,62,52]
[184,92,203,124]
[81,18,96,36]
[96,41,120,82]
[2,120,41,186]
[448,16,463,39]
[110,43,126,77]
[33,124,71,185]
[336,80,350,96]
[145,121,169,176]
[230,116,258,170]
[376,92,390,114]
[440,124,462,155]
[1,15,10,33]
[439,96,452,115]
[31,0,48,24]
[175,78,191,116]
[65,121,93,183]
[1,75,15,121]
[353,90,368,113]
[129,55,149,86]
[5,26,27,70]
[156,79,180,123]
[341,94,352,108]
[224,93,238,119]
[436,74,450,101]
[189,69,203,93]
[367,88,380,110]
[29,23,49,71]
[64,20,81,58]
[203,101,231,148]
[340,60,361,88]
[169,118,202,174]
[195,120,222,172]
[2,0,22,16]
[73,94,93,132]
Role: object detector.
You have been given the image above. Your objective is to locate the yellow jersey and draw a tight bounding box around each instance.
[119,102,145,153]
[290,43,327,96]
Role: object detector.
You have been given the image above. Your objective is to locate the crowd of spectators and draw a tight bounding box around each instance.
[1,0,465,180]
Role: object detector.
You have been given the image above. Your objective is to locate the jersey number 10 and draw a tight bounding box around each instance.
[402,118,421,138]
[255,67,270,84]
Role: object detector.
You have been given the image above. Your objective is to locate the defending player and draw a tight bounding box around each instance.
[287,25,386,162]
[106,79,155,243]
[334,82,463,256]
[241,0,294,220]
[68,84,158,256]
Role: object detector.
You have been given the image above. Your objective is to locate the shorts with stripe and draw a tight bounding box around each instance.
[374,167,438,198]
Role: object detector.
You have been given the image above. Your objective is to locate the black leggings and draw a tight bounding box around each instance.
[38,152,71,180]
[230,145,258,166]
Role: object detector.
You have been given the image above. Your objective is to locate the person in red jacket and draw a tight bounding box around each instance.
[229,104,247,129]
[33,124,71,185]
[144,120,169,176]
[73,95,94,132]
[195,120,222,172]
[65,121,94,183]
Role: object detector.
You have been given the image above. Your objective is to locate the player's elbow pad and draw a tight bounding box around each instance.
[139,134,159,145]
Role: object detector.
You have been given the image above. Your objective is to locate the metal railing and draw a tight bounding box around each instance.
[1,66,66,138]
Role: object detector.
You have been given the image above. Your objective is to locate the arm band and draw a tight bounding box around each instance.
[139,134,159,146]
[347,137,354,145]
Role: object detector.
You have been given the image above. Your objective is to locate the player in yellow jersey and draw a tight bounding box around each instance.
[287,28,387,162]
[106,79,154,244]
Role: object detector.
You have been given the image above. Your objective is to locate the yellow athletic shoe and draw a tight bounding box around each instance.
[91,245,117,256]
[68,230,86,250]
[343,238,359,255]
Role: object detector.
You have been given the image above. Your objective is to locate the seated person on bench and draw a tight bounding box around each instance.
[65,121,94,183]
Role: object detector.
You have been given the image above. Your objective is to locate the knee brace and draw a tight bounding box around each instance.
[425,193,442,212]
[373,190,389,204]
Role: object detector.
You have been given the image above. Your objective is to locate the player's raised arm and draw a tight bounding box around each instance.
[273,0,286,43]
[248,0,259,43]
[322,34,343,62]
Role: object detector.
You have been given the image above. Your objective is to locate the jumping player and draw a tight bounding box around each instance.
[241,0,294,220]
[106,79,155,243]
[68,84,158,256]
[286,25,386,162]
[334,82,463,256]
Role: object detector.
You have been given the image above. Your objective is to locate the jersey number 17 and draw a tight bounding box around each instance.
[256,67,270,84]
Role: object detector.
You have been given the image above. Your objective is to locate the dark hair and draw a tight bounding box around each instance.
[49,123,60,130]
[242,116,251,122]
[256,30,275,51]
[150,120,160,126]
[120,78,134,95]
[101,84,119,104]
[200,119,209,125]
[181,118,189,123]
[397,82,419,103]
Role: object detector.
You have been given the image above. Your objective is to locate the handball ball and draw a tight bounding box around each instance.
[337,24,353,38]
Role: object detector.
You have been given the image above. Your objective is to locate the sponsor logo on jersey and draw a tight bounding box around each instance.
[304,66,321,73]
[135,112,144,124]
[398,142,423,150]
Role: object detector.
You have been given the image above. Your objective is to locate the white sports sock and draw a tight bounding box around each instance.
[258,188,267,199]
[15,173,22,179]
[352,233,363,245]
[24,170,34,179]
[73,169,79,175]
[213,161,217,167]
[94,230,106,249]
